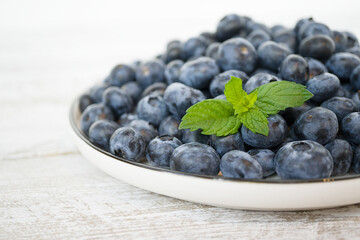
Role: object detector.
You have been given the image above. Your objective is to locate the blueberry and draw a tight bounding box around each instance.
[163,83,206,119]
[282,102,313,125]
[305,57,328,79]
[299,35,335,61]
[140,82,167,98]
[211,132,245,157]
[295,17,314,34]
[108,64,135,87]
[146,136,182,167]
[273,29,297,52]
[216,38,257,74]
[102,87,134,118]
[352,146,360,174]
[246,30,271,49]
[89,83,108,103]
[271,25,287,36]
[334,85,352,98]
[214,94,226,100]
[110,127,146,162]
[204,43,219,59]
[352,90,360,108]
[158,115,180,138]
[209,70,249,97]
[118,113,138,127]
[200,32,217,44]
[135,60,165,89]
[246,21,271,36]
[306,72,340,103]
[241,114,287,148]
[170,142,220,176]
[279,54,309,85]
[220,150,263,179]
[215,14,246,42]
[79,94,94,113]
[129,119,158,145]
[326,53,360,81]
[89,120,118,151]
[294,107,338,145]
[324,139,353,176]
[120,81,142,103]
[180,129,210,145]
[257,41,291,71]
[275,140,333,179]
[344,31,359,49]
[179,57,220,89]
[347,46,360,58]
[80,103,115,135]
[350,65,360,90]
[341,112,360,145]
[136,95,168,127]
[299,22,333,40]
[162,40,182,63]
[320,97,358,121]
[332,31,348,53]
[164,60,184,85]
[181,37,208,60]
[247,149,275,177]
[244,73,281,93]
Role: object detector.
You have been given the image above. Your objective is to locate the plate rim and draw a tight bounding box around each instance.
[70,97,360,184]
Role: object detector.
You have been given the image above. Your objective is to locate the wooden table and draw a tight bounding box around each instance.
[1,1,360,239]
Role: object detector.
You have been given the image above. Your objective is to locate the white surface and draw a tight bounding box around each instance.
[2,0,360,239]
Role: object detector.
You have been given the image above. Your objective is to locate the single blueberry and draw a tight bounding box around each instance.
[271,25,287,36]
[257,41,291,72]
[216,14,246,41]
[246,30,271,49]
[118,113,138,127]
[89,120,118,151]
[110,127,146,162]
[162,40,182,63]
[320,97,358,121]
[246,21,271,36]
[279,54,309,85]
[211,132,245,157]
[275,140,333,179]
[220,150,263,179]
[164,60,184,85]
[205,42,220,59]
[305,57,328,79]
[282,102,314,125]
[170,142,220,176]
[344,31,359,49]
[140,82,167,98]
[247,149,275,177]
[244,73,281,93]
[146,136,182,167]
[216,38,257,74]
[209,70,249,97]
[108,64,135,87]
[326,53,360,81]
[79,94,94,113]
[241,114,287,148]
[325,139,353,176]
[273,29,297,52]
[129,119,158,145]
[135,60,165,89]
[350,65,360,90]
[179,57,220,89]
[341,112,360,145]
[299,22,333,40]
[294,107,339,145]
[89,83,108,103]
[295,18,314,34]
[136,95,169,127]
[181,37,208,60]
[102,87,134,118]
[332,31,348,53]
[80,103,114,135]
[120,81,142,103]
[180,129,210,145]
[306,72,340,103]
[299,35,335,61]
[158,115,180,138]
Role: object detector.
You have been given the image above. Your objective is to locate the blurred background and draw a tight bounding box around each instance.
[0,0,359,155]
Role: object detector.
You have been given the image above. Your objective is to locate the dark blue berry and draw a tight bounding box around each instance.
[120,81,142,103]
[247,149,275,177]
[279,54,309,85]
[164,60,184,85]
[352,146,360,174]
[350,65,360,90]
[352,91,360,108]
[275,140,333,179]
[244,73,280,93]
[257,41,291,71]
[273,29,297,52]
[332,31,348,53]
[162,40,182,63]
[294,107,339,145]
[80,103,114,135]
[306,72,340,103]
[220,150,263,179]
[102,87,134,118]
[326,53,360,81]
[347,46,360,58]
[110,127,146,162]
[108,64,135,87]
[180,129,210,145]
[118,113,138,127]
[216,14,246,41]
[158,116,180,138]
[341,112,360,145]
[299,35,335,61]
[295,18,314,34]
[181,37,208,60]
[211,132,244,157]
[89,120,118,151]
[344,31,359,49]
[170,142,220,176]
[136,94,168,127]
[299,22,333,40]
[320,97,358,121]
[129,119,158,145]
[146,136,182,167]
[209,70,249,97]
[205,42,220,59]
[140,82,167,98]
[135,60,165,89]
[246,30,271,49]
[325,139,353,176]
[89,83,108,103]
[305,57,328,79]
[79,94,94,113]
[282,102,314,125]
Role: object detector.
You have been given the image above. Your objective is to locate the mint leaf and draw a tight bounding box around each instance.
[179,99,242,136]
[224,76,258,115]
[238,106,269,136]
[255,81,313,115]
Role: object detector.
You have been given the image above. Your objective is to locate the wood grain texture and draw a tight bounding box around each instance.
[1,1,360,239]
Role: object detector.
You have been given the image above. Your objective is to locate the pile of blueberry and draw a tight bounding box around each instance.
[79,14,360,180]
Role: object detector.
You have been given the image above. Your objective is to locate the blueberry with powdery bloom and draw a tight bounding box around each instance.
[279,54,309,85]
[257,41,291,72]
[306,72,340,103]
[298,22,333,40]
[140,82,167,98]
[89,120,118,151]
[220,150,263,179]
[215,14,247,42]
[305,57,328,79]
[110,127,146,162]
[79,94,94,113]
[216,38,257,74]
[244,73,281,93]
[158,116,180,138]
[120,81,142,103]
[108,64,135,87]
[352,91,360,109]
[273,29,297,53]
[247,30,271,49]
[162,40,182,64]
[181,36,208,60]
[135,60,165,89]
[164,60,184,85]
[209,70,249,97]
[247,149,275,177]
[102,87,134,118]
[136,95,169,127]
[205,42,220,59]
[325,139,353,176]
[89,83,108,103]
[299,35,335,61]
[344,31,359,49]
[332,31,348,53]
[129,119,158,145]
[326,53,360,81]
[170,142,220,176]
[320,97,358,122]
[180,129,210,145]
[275,140,333,179]
[341,112,360,145]
[350,65,360,90]
[80,103,114,135]
[211,132,245,157]
[146,136,182,168]
[179,57,219,89]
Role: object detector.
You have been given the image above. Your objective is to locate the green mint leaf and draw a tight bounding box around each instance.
[255,81,313,115]
[238,106,269,136]
[224,76,258,115]
[179,99,242,137]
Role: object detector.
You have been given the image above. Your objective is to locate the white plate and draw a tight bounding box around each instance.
[70,99,360,211]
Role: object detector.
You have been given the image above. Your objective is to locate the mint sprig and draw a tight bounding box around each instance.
[179,76,313,136]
